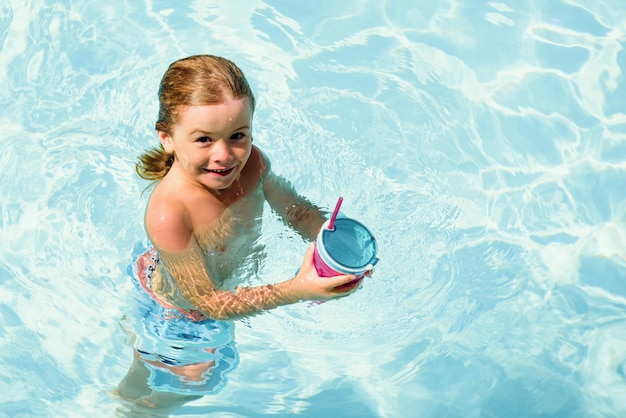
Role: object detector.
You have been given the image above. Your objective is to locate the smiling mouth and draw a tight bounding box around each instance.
[205,167,235,177]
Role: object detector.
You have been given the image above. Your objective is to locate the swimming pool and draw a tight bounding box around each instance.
[1,0,626,416]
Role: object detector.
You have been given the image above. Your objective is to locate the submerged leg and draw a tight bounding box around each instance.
[112,354,152,401]
[112,350,205,415]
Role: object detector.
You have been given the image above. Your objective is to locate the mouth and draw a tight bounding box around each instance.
[204,166,236,177]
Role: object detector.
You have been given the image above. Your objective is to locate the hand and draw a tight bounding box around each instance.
[288,243,361,301]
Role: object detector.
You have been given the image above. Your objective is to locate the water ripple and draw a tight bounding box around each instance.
[1,0,626,416]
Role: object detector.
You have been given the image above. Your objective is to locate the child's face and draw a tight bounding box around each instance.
[159,97,253,191]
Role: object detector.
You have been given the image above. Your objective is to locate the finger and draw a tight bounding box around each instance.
[332,277,362,294]
[325,274,357,289]
[303,243,315,262]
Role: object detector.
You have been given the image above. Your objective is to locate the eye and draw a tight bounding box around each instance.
[230,132,246,141]
[197,136,212,144]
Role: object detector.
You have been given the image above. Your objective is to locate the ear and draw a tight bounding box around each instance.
[158,131,175,154]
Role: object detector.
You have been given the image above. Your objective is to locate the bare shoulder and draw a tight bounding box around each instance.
[145,185,193,253]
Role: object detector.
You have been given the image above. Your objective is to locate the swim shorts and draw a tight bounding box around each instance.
[125,243,239,395]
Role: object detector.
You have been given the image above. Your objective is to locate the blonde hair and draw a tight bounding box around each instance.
[136,55,256,181]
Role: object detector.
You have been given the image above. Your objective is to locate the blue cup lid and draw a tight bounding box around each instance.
[320,218,378,270]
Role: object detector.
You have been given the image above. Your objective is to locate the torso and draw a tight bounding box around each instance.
[144,146,268,306]
[194,185,265,286]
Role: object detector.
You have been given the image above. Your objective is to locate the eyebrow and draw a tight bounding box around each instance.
[189,125,250,136]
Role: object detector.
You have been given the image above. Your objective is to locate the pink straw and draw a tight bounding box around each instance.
[327,196,343,230]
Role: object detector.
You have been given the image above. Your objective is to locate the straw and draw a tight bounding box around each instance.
[327,196,343,230]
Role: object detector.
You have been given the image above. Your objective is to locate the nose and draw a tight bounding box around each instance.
[213,139,234,163]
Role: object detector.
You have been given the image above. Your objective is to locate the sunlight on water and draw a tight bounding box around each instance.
[1,0,625,416]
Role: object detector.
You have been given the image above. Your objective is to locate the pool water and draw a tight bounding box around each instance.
[1,0,626,417]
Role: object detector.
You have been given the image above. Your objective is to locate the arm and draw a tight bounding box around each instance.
[147,199,357,320]
[260,153,328,241]
[158,240,359,320]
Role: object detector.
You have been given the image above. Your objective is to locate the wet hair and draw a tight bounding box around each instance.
[136,55,255,181]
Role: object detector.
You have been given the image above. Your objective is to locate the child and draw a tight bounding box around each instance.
[136,54,360,320]
[114,55,361,408]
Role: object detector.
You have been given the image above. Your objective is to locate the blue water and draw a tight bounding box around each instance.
[1,0,626,417]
